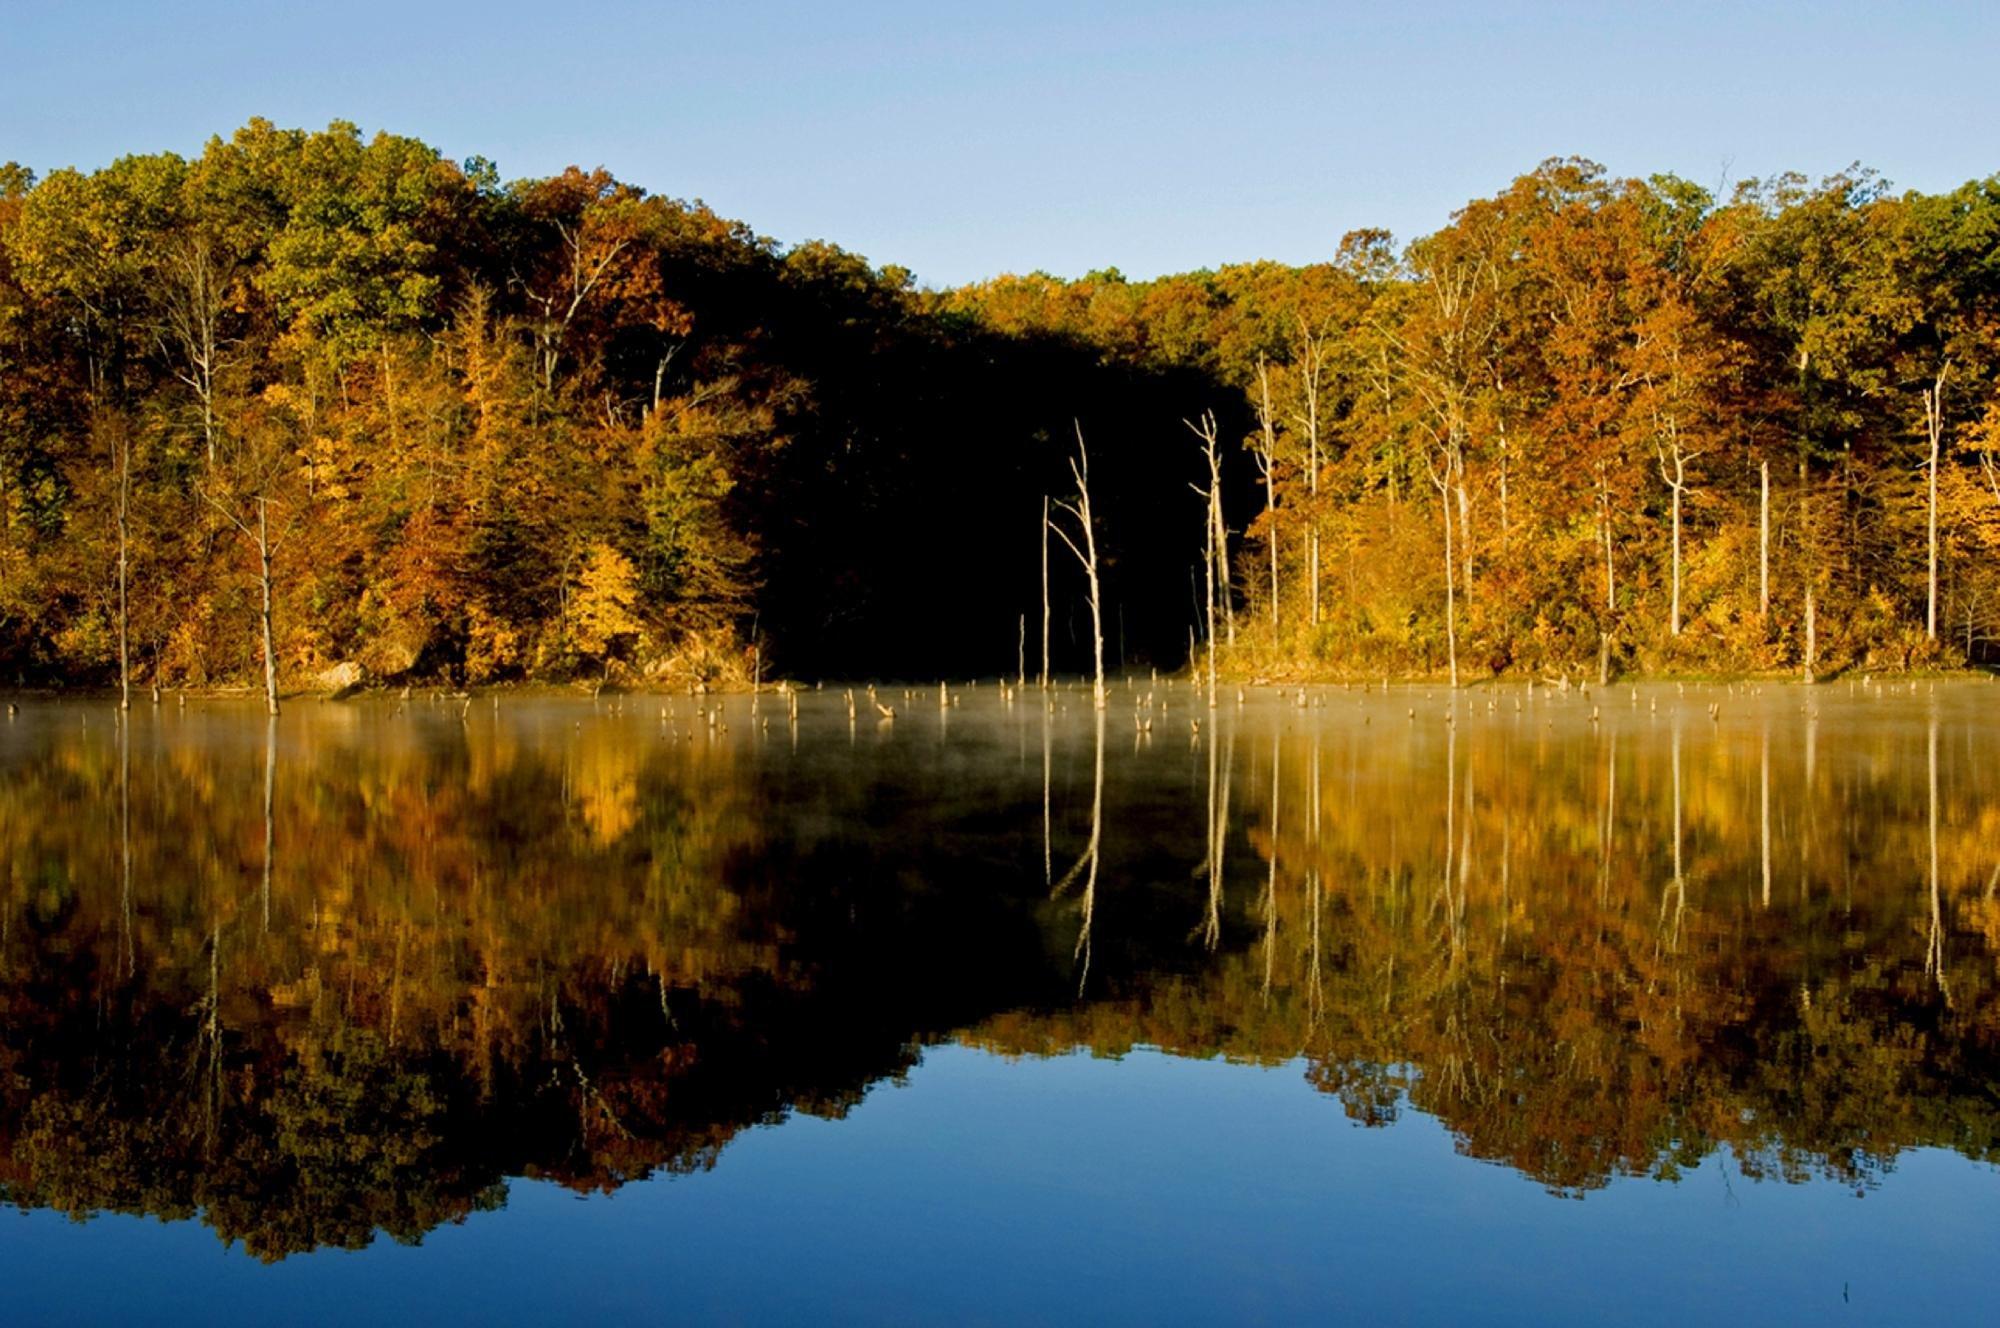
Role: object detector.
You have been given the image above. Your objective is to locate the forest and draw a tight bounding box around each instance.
[3,121,1999,693]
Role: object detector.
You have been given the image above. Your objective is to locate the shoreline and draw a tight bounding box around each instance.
[4,666,1993,705]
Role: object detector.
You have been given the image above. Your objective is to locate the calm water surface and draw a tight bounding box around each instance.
[1,680,1996,1325]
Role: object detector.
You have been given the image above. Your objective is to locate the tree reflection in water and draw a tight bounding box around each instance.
[0,682,1996,1259]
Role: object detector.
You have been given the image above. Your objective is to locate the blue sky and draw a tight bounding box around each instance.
[5,1,1996,286]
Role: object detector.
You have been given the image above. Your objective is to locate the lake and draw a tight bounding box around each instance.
[0,679,1995,1325]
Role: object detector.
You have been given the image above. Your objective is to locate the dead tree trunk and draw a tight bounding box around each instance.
[257,498,278,716]
[1654,420,1698,639]
[1040,495,1051,690]
[1923,363,1950,643]
[111,416,131,711]
[1050,427,1107,709]
[201,484,283,716]
[1428,445,1461,688]
[1758,458,1770,619]
[1254,358,1280,627]
[1190,412,1223,707]
[1293,317,1328,628]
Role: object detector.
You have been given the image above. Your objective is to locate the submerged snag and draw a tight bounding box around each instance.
[1049,423,1108,710]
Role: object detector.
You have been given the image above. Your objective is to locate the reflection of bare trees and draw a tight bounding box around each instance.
[1432,721,1467,972]
[1925,712,1950,1005]
[1041,705,1052,888]
[1139,686,2000,1191]
[1658,719,1686,953]
[1053,711,1106,995]
[2,688,1999,1239]
[1597,730,1615,909]
[1199,716,1231,950]
[1760,719,1771,909]
[263,716,276,933]
[1262,736,1279,1003]
[1307,735,1325,1029]
[119,714,134,979]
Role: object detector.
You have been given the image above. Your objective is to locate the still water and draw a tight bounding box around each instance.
[0,679,1995,1325]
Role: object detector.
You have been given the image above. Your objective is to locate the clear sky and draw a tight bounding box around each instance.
[5,1,1996,287]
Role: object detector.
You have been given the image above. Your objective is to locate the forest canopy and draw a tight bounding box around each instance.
[3,124,1998,690]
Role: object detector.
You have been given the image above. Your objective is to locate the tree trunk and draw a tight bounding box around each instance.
[1663,448,1684,639]
[1256,360,1280,630]
[1202,436,1220,707]
[1599,468,1615,613]
[1040,495,1051,689]
[1803,585,1816,684]
[1924,366,1948,643]
[1309,528,1319,628]
[1670,475,1681,638]
[114,423,130,712]
[1758,458,1770,619]
[1457,480,1473,610]
[1052,427,1107,710]
[1215,482,1234,648]
[257,497,279,716]
[1269,521,1279,629]
[1439,473,1459,688]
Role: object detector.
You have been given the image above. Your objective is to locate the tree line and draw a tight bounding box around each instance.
[0,120,1217,698]
[952,160,2000,680]
[4,127,1999,692]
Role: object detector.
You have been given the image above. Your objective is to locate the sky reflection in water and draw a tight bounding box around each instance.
[0,680,1995,1324]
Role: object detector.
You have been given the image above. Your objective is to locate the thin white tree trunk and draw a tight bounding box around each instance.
[1759,458,1770,619]
[1804,585,1817,683]
[1435,464,1459,688]
[1256,360,1279,629]
[1040,495,1051,689]
[258,497,279,716]
[1923,364,1949,642]
[1051,426,1106,710]
[114,423,130,711]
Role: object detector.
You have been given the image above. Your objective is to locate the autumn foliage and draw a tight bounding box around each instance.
[4,132,1999,688]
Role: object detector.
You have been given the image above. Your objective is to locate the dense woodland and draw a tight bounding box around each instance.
[4,122,2000,692]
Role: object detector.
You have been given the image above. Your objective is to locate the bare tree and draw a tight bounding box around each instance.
[522,220,632,393]
[1652,394,1702,638]
[1049,424,1107,710]
[199,436,294,716]
[1291,315,1331,626]
[1040,495,1051,690]
[1188,411,1224,707]
[1984,427,2000,511]
[1758,458,1771,620]
[155,231,234,469]
[1424,442,1463,689]
[1394,244,1499,688]
[98,412,133,711]
[1251,357,1281,626]
[1922,361,1950,642]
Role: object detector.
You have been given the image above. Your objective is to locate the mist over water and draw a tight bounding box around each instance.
[0,679,1995,1324]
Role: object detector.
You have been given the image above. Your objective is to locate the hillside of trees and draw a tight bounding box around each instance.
[4,123,1999,690]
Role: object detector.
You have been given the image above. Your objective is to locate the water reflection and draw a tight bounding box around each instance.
[0,681,1996,1259]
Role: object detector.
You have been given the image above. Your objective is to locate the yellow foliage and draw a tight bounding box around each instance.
[569,542,646,659]
[463,602,525,683]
